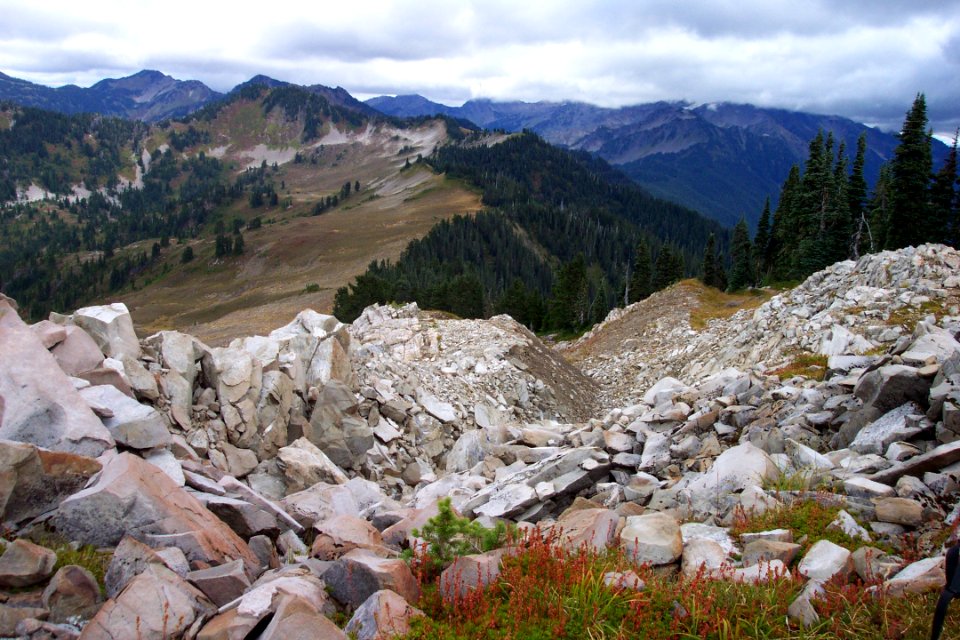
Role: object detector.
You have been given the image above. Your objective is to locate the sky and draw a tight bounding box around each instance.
[2,0,959,137]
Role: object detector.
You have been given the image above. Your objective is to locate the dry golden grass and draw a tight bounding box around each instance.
[685,279,773,330]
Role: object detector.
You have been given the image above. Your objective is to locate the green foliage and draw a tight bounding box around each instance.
[628,236,653,303]
[411,498,508,576]
[887,94,934,249]
[727,218,755,290]
[304,282,320,293]
[700,233,726,290]
[181,245,194,263]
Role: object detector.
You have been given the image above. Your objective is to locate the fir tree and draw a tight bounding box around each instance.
[728,218,755,290]
[931,131,958,247]
[770,165,801,280]
[628,236,653,303]
[888,93,934,248]
[652,245,684,291]
[848,133,871,258]
[701,233,726,289]
[754,198,771,278]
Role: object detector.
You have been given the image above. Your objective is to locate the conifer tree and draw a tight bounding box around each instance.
[888,93,934,248]
[652,245,683,291]
[754,198,771,278]
[701,233,726,289]
[848,133,871,258]
[771,165,801,280]
[728,218,755,290]
[628,236,653,303]
[870,164,895,250]
[931,131,958,247]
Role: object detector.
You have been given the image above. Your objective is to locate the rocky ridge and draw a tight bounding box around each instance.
[0,244,959,637]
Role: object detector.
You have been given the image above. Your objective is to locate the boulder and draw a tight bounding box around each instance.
[253,593,348,640]
[684,443,779,514]
[104,536,181,599]
[0,319,114,457]
[874,497,924,527]
[439,550,506,599]
[0,604,49,638]
[72,302,141,360]
[742,540,801,567]
[145,331,199,387]
[0,539,57,588]
[311,514,387,560]
[186,559,251,608]
[797,540,852,582]
[643,377,688,406]
[883,556,944,596]
[82,564,214,640]
[29,319,67,349]
[556,507,619,553]
[277,437,349,491]
[680,538,728,579]
[49,325,104,376]
[850,402,926,455]
[620,512,682,566]
[324,549,420,608]
[42,565,102,623]
[54,452,260,578]
[78,385,170,450]
[305,380,373,470]
[345,589,425,640]
[0,440,101,526]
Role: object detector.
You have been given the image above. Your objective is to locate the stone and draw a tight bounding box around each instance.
[417,389,457,423]
[146,331,199,387]
[50,325,104,376]
[221,442,259,478]
[869,440,960,485]
[556,507,619,553]
[680,538,728,579]
[42,565,102,623]
[104,536,172,599]
[883,556,945,596]
[345,589,424,640]
[78,385,170,450]
[684,442,779,513]
[603,570,646,591]
[201,495,281,539]
[472,483,538,519]
[827,510,871,542]
[730,559,790,584]
[739,529,793,545]
[82,564,215,640]
[0,318,114,457]
[680,523,737,555]
[797,540,852,582]
[324,549,420,608]
[311,514,387,560]
[620,512,682,566]
[850,402,926,455]
[72,302,141,360]
[254,593,348,640]
[0,440,101,526]
[742,540,802,567]
[439,550,505,599]
[851,546,902,582]
[119,356,160,402]
[0,604,49,638]
[305,380,373,470]
[248,535,280,571]
[446,430,488,472]
[277,437,349,491]
[874,497,924,527]
[54,452,260,578]
[30,319,67,349]
[307,332,353,388]
[843,477,895,499]
[143,448,185,486]
[186,559,251,607]
[643,377,688,406]
[0,539,57,588]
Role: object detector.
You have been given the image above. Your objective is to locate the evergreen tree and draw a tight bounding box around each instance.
[728,218,755,290]
[931,131,958,247]
[547,254,588,331]
[627,236,653,303]
[754,198,771,278]
[652,245,684,291]
[848,133,870,258]
[870,164,895,250]
[232,232,245,255]
[701,233,726,289]
[770,165,801,280]
[888,93,934,248]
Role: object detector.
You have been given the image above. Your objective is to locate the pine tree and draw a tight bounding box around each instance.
[870,164,895,250]
[888,93,934,248]
[652,246,684,291]
[754,198,771,278]
[628,236,653,303]
[728,218,755,290]
[931,131,958,247]
[701,233,726,289]
[771,165,801,280]
[848,133,870,258]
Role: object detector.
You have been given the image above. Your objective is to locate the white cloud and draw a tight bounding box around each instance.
[0,0,958,132]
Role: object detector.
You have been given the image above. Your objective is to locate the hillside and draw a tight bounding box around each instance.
[0,86,481,344]
[367,95,949,227]
[1,245,959,637]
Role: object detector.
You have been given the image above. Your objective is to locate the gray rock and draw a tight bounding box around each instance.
[187,559,251,607]
[42,564,101,623]
[620,512,682,566]
[0,317,114,457]
[49,325,103,376]
[80,385,170,450]
[324,550,419,609]
[797,540,852,582]
[0,539,57,588]
[345,589,424,640]
[72,302,141,360]
[850,402,926,455]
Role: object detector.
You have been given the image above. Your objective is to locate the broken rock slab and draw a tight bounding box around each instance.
[78,385,170,450]
[0,319,114,457]
[54,452,260,579]
[72,302,141,361]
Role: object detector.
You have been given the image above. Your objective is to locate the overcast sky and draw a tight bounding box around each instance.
[2,0,958,136]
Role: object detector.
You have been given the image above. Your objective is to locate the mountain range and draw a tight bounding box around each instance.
[367,95,950,227]
[0,69,950,228]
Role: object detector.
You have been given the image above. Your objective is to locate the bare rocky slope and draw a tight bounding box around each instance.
[1,244,959,637]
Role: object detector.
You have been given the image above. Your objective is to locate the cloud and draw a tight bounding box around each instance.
[0,0,958,132]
